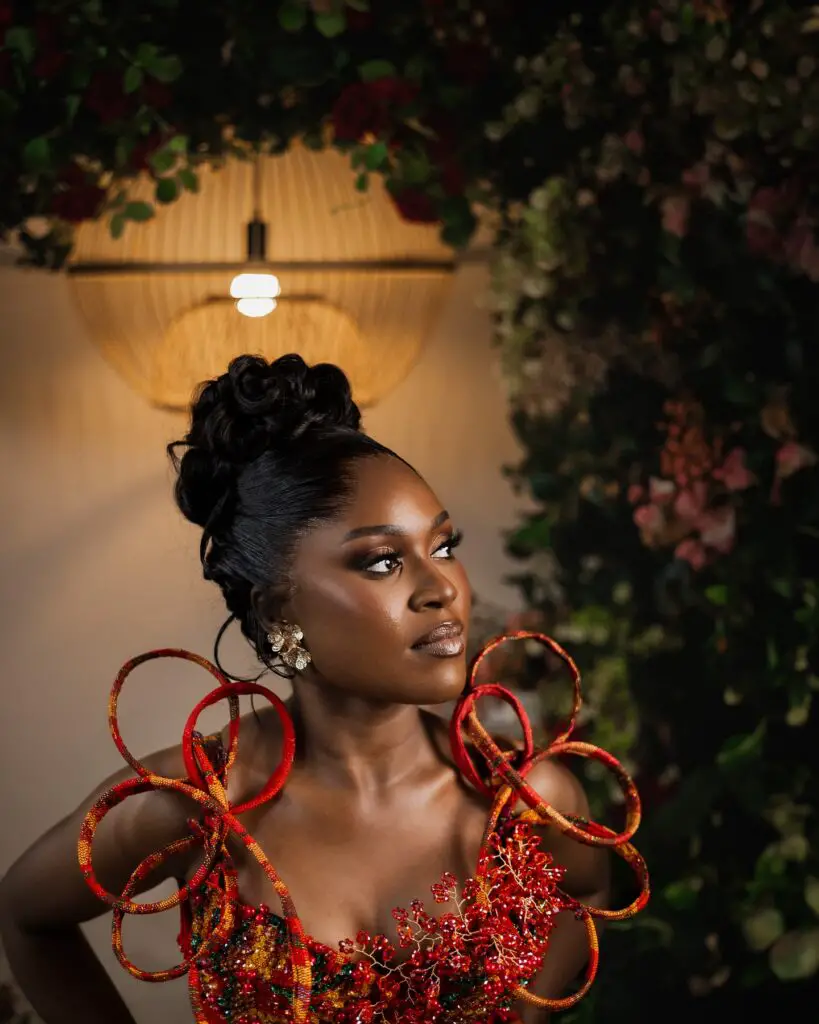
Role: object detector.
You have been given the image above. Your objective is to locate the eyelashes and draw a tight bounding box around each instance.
[355,529,464,576]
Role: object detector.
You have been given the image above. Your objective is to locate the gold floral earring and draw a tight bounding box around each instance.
[267,622,311,671]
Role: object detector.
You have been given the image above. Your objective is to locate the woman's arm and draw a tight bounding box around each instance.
[514,760,611,1024]
[0,742,196,1024]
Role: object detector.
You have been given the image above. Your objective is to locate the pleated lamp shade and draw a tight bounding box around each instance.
[67,142,454,410]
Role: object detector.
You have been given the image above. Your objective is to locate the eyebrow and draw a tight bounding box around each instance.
[342,510,451,543]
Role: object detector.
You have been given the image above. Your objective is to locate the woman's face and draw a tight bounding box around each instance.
[281,454,472,705]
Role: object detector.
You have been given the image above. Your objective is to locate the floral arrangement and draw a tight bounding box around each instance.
[491,3,819,1019]
[3,0,819,1020]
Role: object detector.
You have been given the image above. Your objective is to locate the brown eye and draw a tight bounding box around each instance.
[357,550,402,575]
[432,530,463,560]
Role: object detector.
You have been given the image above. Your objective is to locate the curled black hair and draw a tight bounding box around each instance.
[168,353,395,677]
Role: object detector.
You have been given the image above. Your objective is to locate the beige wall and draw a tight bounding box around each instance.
[0,260,525,1020]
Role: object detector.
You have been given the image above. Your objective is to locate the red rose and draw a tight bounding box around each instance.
[390,187,438,224]
[331,78,417,142]
[0,2,12,31]
[50,164,107,223]
[128,132,165,173]
[440,159,465,197]
[51,183,106,223]
[86,70,131,123]
[445,41,491,87]
[368,77,416,106]
[32,13,67,79]
[141,77,172,109]
[346,9,374,30]
[422,110,465,198]
[33,49,67,80]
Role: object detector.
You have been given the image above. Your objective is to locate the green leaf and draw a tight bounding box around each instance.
[4,27,35,63]
[65,94,81,122]
[22,136,51,171]
[124,65,144,94]
[358,59,397,82]
[0,92,17,119]
[278,1,308,32]
[110,213,126,240]
[705,584,728,606]
[806,877,819,917]
[315,10,346,36]
[404,54,428,82]
[168,134,189,153]
[769,929,819,981]
[364,141,388,170]
[355,171,368,192]
[149,148,176,174]
[135,43,160,66]
[178,168,199,193]
[401,150,431,185]
[663,879,699,911]
[439,195,477,248]
[717,722,766,770]
[302,129,324,151]
[509,517,552,553]
[345,0,370,10]
[149,56,183,83]
[124,201,154,222]
[742,908,784,951]
[155,177,178,204]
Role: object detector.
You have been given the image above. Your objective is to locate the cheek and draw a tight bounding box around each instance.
[293,574,408,653]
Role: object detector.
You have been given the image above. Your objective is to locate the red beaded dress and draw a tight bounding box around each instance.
[78,633,649,1024]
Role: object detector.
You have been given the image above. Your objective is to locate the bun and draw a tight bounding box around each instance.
[171,353,361,531]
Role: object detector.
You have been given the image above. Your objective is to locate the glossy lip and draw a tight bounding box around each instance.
[411,620,464,649]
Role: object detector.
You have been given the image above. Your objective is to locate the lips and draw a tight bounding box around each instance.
[411,621,465,658]
[412,621,463,647]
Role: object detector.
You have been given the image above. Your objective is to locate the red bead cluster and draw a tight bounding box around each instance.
[183,817,564,1023]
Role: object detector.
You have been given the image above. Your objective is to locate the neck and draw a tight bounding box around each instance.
[290,674,441,796]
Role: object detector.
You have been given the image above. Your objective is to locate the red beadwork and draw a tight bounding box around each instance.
[77,632,650,1023]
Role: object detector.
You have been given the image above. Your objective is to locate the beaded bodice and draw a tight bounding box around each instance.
[179,817,566,1024]
[78,633,650,1024]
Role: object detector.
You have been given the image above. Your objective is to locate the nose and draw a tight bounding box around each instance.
[408,560,458,612]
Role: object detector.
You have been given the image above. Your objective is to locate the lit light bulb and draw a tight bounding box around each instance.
[236,297,278,318]
[230,272,281,318]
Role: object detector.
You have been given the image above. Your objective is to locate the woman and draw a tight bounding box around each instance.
[0,354,646,1024]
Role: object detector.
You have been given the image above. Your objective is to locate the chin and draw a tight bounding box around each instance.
[399,653,467,706]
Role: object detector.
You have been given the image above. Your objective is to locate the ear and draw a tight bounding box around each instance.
[250,581,292,631]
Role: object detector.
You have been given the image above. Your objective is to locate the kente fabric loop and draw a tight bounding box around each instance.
[78,632,650,1024]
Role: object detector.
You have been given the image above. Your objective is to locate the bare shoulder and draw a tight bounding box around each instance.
[0,701,286,933]
[519,758,609,900]
[516,757,590,818]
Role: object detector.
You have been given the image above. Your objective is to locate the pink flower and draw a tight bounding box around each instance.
[633,503,664,535]
[699,505,736,554]
[682,163,710,190]
[776,441,817,479]
[649,477,676,505]
[713,447,755,491]
[675,537,707,571]
[627,484,645,505]
[661,195,690,238]
[674,481,707,522]
[624,129,644,155]
[784,217,819,282]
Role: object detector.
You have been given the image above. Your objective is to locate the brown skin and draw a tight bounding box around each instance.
[0,454,608,1023]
